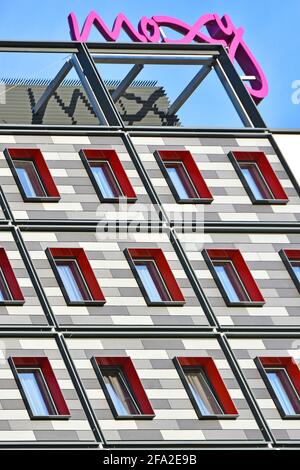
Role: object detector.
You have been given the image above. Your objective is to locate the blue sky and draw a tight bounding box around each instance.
[0,0,299,127]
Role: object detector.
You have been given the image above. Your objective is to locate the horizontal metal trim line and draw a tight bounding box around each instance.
[0,126,269,135]
[0,442,99,448]
[225,331,300,338]
[17,224,169,233]
[0,326,53,332]
[59,330,218,338]
[172,224,300,232]
[269,129,300,134]
[220,327,300,334]
[103,440,268,448]
[125,127,269,135]
[86,42,224,51]
[16,223,300,234]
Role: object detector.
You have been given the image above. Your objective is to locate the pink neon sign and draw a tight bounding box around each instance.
[68,11,268,104]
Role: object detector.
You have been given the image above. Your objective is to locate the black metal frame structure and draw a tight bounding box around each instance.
[0,40,266,129]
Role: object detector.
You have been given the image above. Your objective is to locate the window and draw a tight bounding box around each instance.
[228,151,288,204]
[280,249,300,294]
[92,357,155,419]
[212,260,250,303]
[4,148,60,202]
[80,149,137,203]
[174,357,238,419]
[184,368,223,416]
[124,248,185,306]
[9,357,70,419]
[154,150,213,203]
[0,248,24,305]
[202,249,265,306]
[89,161,122,199]
[101,367,140,416]
[55,259,92,302]
[239,162,273,201]
[134,260,171,303]
[0,268,12,302]
[14,160,47,198]
[165,162,199,200]
[46,248,106,306]
[255,357,300,419]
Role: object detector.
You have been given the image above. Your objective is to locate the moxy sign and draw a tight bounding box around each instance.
[68,11,268,104]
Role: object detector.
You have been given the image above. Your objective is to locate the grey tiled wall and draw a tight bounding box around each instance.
[177,230,300,327]
[66,336,264,444]
[132,135,300,224]
[0,229,49,326]
[0,134,159,223]
[20,228,209,327]
[229,336,300,443]
[0,130,298,448]
[0,336,95,443]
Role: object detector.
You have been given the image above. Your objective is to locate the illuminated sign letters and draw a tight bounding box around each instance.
[68,11,268,103]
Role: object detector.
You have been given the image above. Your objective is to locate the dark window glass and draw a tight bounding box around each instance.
[265,367,300,416]
[17,368,57,417]
[134,259,171,302]
[183,367,223,416]
[240,162,274,200]
[55,259,92,302]
[0,268,12,302]
[100,367,141,416]
[291,261,300,283]
[14,160,47,198]
[213,260,250,303]
[165,162,199,200]
[89,161,122,199]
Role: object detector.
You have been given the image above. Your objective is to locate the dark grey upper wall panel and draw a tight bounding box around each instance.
[0,79,180,127]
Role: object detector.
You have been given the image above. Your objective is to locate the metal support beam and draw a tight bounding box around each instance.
[92,54,215,65]
[33,59,73,115]
[76,43,122,126]
[167,64,212,116]
[71,54,108,126]
[214,48,266,128]
[111,64,144,102]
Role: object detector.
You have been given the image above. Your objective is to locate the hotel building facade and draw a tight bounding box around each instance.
[0,40,298,450]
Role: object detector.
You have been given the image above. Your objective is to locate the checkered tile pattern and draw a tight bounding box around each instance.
[67,336,263,444]
[0,130,297,447]
[176,230,300,327]
[229,337,300,442]
[21,228,208,327]
[0,134,159,223]
[132,136,300,224]
[0,229,48,326]
[0,336,95,443]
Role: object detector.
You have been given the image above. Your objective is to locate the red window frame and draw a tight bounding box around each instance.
[229,151,288,204]
[255,357,300,419]
[174,357,238,419]
[202,248,265,306]
[9,356,70,419]
[46,247,106,306]
[279,249,300,294]
[0,248,24,304]
[154,150,213,203]
[92,356,155,419]
[80,149,137,202]
[4,148,60,202]
[124,248,185,306]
